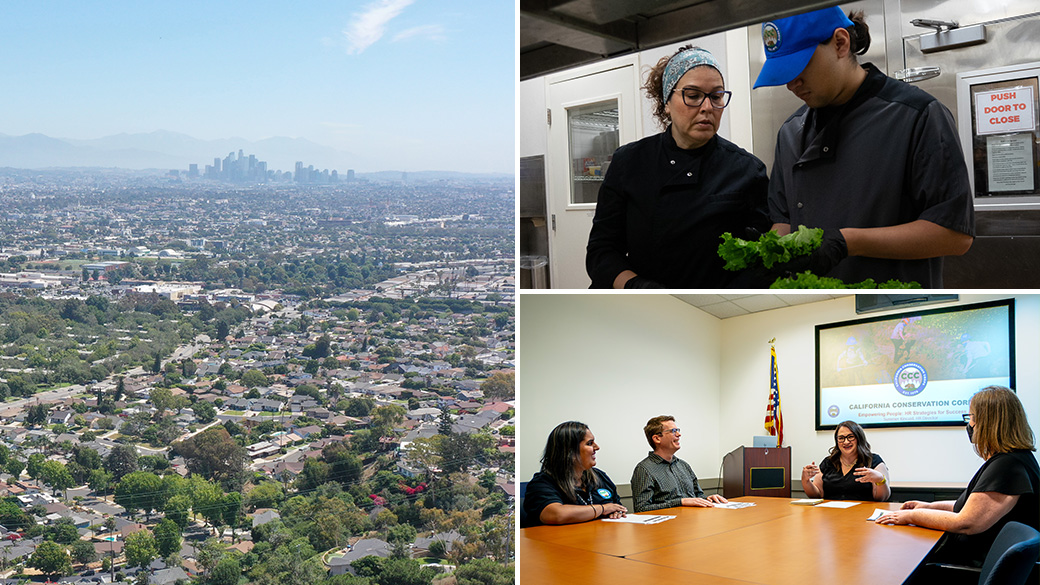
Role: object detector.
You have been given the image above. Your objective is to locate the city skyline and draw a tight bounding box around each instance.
[0,0,514,174]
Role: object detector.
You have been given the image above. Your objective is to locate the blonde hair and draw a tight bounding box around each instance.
[970,386,1035,460]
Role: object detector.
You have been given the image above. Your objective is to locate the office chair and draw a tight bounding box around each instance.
[929,521,1040,585]
[979,521,1039,585]
[519,481,528,528]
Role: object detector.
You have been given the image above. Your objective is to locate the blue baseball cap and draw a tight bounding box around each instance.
[753,6,854,88]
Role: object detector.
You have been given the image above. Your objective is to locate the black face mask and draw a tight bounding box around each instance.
[966,423,974,442]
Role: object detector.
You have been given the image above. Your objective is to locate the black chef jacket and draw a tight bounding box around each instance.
[768,63,975,287]
[586,129,770,288]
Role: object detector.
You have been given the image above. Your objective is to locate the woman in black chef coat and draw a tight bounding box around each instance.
[801,420,891,501]
[585,45,770,289]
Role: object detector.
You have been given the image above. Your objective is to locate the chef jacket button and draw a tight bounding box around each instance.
[823,146,830,153]
[670,160,676,165]
[797,202,804,209]
[686,172,693,177]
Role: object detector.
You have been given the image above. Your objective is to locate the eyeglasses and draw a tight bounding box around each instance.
[658,428,681,436]
[836,434,856,443]
[673,88,732,109]
[963,414,973,423]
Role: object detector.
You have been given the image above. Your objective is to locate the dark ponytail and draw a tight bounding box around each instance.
[846,10,870,56]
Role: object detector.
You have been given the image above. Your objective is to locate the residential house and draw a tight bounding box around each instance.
[328,538,391,576]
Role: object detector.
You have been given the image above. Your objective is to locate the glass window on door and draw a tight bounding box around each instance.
[968,76,1039,197]
[567,100,619,205]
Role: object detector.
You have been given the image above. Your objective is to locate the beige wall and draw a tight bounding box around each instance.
[518,294,724,485]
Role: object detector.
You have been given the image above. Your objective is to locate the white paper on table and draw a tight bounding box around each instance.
[866,509,886,521]
[601,514,675,524]
[713,502,756,509]
[814,501,860,509]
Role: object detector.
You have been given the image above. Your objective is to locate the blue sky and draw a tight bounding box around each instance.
[0,1,515,173]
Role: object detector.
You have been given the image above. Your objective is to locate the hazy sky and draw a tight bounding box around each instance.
[1,1,514,173]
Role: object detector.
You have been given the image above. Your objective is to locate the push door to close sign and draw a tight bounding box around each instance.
[974,85,1036,135]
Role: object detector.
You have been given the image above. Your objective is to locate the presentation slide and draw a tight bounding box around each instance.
[816,299,1014,429]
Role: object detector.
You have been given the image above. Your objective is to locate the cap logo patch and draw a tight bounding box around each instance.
[763,22,781,53]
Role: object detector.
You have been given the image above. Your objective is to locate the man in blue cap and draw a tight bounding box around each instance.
[753,6,975,288]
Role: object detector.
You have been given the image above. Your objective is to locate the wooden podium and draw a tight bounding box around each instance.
[722,446,791,498]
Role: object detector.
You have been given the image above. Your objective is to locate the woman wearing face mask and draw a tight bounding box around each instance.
[875,386,1039,570]
[521,421,627,527]
[585,45,770,289]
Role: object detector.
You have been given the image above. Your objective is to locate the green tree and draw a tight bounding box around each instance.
[453,558,513,585]
[427,540,447,560]
[70,538,99,565]
[221,492,243,532]
[88,468,113,495]
[295,459,330,492]
[386,524,417,559]
[74,445,103,470]
[373,558,436,585]
[480,372,514,401]
[152,353,162,374]
[26,452,46,480]
[165,493,193,529]
[245,482,283,510]
[41,460,74,497]
[196,538,228,575]
[153,519,181,558]
[370,404,406,433]
[437,432,494,473]
[193,401,217,423]
[241,370,269,388]
[105,444,139,480]
[5,458,24,479]
[124,530,158,569]
[46,517,80,544]
[172,427,248,487]
[150,387,173,416]
[27,403,50,426]
[29,540,72,579]
[210,557,241,585]
[114,471,163,518]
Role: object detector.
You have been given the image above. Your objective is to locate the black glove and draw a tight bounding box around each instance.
[807,228,849,275]
[773,228,848,276]
[624,275,665,289]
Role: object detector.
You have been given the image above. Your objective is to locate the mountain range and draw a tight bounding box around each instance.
[0,130,361,174]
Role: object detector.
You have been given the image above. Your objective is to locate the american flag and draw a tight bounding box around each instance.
[764,345,783,447]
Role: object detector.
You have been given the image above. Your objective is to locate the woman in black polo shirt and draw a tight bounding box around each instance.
[876,386,1039,569]
[521,421,627,527]
[801,420,891,501]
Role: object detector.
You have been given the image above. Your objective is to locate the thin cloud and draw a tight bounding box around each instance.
[392,24,447,43]
[344,0,414,55]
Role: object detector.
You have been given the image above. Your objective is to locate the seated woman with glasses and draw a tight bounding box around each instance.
[586,45,771,289]
[801,420,891,501]
[521,421,627,527]
[876,386,1038,572]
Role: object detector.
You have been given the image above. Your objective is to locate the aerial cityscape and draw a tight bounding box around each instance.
[0,165,515,585]
[0,0,516,583]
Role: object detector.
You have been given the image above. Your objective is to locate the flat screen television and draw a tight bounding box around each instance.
[815,298,1015,430]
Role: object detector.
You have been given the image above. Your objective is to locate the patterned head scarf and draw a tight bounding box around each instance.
[662,47,722,99]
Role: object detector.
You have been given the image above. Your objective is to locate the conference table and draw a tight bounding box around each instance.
[519,496,945,585]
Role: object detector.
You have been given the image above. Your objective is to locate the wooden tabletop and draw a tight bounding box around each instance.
[518,538,755,585]
[519,496,944,585]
